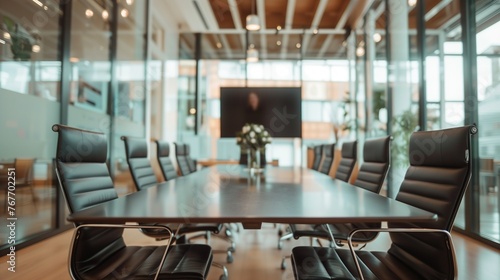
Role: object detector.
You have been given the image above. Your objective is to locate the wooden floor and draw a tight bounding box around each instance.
[0,224,498,280]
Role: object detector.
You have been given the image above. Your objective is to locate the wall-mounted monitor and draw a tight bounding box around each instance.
[220,87,302,138]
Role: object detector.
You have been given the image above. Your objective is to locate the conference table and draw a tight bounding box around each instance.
[68,165,437,228]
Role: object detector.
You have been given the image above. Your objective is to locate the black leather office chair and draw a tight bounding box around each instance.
[174,143,193,176]
[353,136,391,193]
[334,140,357,182]
[311,145,323,171]
[184,144,198,173]
[318,144,335,175]
[155,140,178,181]
[121,136,158,191]
[278,137,390,269]
[291,125,476,280]
[52,124,213,280]
[122,136,233,271]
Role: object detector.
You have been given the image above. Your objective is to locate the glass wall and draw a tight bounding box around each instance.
[0,0,155,254]
[0,0,62,251]
[476,13,500,243]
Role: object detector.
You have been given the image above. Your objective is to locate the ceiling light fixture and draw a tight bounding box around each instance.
[126,0,134,5]
[277,25,282,31]
[4,32,11,40]
[276,40,281,46]
[121,8,129,18]
[408,0,417,7]
[32,0,43,7]
[32,44,41,53]
[246,0,260,31]
[356,46,365,57]
[216,42,222,48]
[373,33,382,43]
[247,48,259,62]
[313,28,319,35]
[102,10,109,20]
[85,9,94,18]
[296,42,301,49]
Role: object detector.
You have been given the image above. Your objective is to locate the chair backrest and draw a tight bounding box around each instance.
[334,140,357,182]
[311,145,323,171]
[121,136,158,191]
[184,144,197,172]
[14,158,35,185]
[388,125,475,279]
[318,144,335,175]
[174,143,192,176]
[52,124,125,277]
[155,140,178,181]
[353,136,391,193]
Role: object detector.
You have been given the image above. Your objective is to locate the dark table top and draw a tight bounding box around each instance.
[68,165,437,228]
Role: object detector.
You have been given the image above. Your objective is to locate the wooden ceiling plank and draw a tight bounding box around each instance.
[302,0,329,54]
[425,0,453,21]
[317,34,334,58]
[336,0,357,29]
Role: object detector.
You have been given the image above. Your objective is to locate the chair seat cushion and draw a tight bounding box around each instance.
[290,223,380,243]
[76,244,212,280]
[291,246,428,280]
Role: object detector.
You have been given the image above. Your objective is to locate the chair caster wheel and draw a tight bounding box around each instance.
[227,252,234,263]
[278,241,283,250]
[228,246,236,253]
[219,275,228,280]
[225,229,232,237]
[281,259,287,270]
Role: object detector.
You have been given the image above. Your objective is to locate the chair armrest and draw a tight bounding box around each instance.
[346,228,457,280]
[70,224,178,280]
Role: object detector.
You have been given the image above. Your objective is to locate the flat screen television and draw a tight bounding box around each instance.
[220,87,302,138]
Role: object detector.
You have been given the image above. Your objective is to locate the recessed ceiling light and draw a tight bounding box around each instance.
[121,8,129,18]
[70,57,80,63]
[373,33,382,43]
[43,5,48,10]
[296,43,301,49]
[126,0,134,5]
[32,44,41,53]
[102,10,109,20]
[3,32,11,40]
[276,40,281,46]
[216,42,222,48]
[277,25,282,31]
[408,0,417,7]
[313,29,318,35]
[356,46,365,57]
[85,9,94,18]
[189,108,196,114]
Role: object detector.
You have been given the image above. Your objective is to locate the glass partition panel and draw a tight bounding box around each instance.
[0,0,61,251]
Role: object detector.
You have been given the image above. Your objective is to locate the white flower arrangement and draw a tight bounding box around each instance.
[236,123,272,149]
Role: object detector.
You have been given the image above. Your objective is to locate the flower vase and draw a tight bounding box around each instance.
[247,148,261,171]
